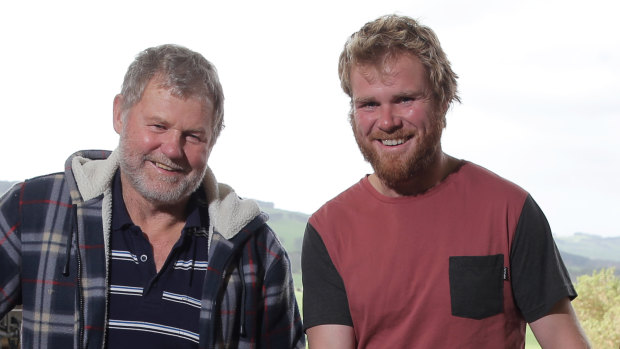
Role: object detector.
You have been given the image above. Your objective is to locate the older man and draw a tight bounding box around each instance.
[302,15,589,348]
[0,44,304,348]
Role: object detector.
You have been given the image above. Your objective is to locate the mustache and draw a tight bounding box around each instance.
[369,129,414,140]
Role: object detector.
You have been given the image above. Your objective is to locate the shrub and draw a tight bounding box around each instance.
[572,267,620,348]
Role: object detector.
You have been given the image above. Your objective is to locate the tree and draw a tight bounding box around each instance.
[572,267,620,348]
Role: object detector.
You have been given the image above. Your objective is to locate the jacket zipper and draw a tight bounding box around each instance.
[75,205,85,349]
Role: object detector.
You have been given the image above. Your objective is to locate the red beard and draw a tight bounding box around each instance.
[351,114,444,191]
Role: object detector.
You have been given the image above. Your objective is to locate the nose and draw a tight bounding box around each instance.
[160,131,184,160]
[377,105,402,132]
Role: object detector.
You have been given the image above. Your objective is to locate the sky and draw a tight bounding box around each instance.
[1,0,619,237]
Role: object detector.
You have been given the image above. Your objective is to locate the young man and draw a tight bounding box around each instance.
[0,44,304,348]
[302,15,589,348]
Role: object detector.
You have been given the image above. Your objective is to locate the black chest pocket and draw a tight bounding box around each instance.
[448,254,504,320]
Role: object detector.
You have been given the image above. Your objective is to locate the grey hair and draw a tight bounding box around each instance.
[120,44,225,143]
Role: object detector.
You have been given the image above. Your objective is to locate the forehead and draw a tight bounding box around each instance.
[140,78,214,116]
[350,53,428,91]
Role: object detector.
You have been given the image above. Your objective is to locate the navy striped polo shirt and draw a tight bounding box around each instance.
[107,171,209,348]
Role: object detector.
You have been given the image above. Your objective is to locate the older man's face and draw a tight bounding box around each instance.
[114,78,213,206]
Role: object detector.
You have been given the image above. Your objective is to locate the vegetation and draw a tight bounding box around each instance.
[572,267,620,348]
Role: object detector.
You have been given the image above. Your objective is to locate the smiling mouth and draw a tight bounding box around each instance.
[381,138,408,146]
[153,161,182,172]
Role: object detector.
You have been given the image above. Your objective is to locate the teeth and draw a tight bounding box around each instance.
[382,139,405,146]
[155,162,175,171]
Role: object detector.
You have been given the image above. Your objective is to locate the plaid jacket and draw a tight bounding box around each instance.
[0,150,304,349]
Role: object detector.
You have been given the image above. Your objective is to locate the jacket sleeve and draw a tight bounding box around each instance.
[259,228,306,348]
[0,183,22,317]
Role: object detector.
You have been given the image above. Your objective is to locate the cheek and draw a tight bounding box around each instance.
[137,131,169,153]
[128,136,156,154]
[186,146,210,169]
[352,114,375,136]
[404,107,433,128]
[123,126,153,145]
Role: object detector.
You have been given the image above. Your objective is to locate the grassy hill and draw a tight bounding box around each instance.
[554,233,620,279]
[559,250,620,279]
[555,233,620,262]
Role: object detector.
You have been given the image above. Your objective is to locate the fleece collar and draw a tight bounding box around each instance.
[69,149,261,240]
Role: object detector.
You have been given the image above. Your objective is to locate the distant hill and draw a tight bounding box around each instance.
[559,250,620,280]
[555,233,620,262]
[554,233,620,279]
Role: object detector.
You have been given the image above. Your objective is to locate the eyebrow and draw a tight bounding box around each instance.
[353,90,427,105]
[184,128,207,135]
[147,115,208,134]
[394,90,426,99]
[353,96,378,105]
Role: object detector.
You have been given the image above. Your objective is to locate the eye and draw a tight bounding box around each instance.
[357,101,379,110]
[396,96,415,104]
[186,133,204,144]
[150,124,167,130]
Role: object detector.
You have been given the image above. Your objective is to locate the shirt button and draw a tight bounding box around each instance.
[140,254,148,262]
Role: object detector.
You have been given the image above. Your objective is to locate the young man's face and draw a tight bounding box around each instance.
[349,53,444,189]
[113,78,213,206]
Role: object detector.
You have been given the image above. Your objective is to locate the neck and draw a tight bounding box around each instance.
[120,178,189,240]
[120,175,192,272]
[369,151,461,197]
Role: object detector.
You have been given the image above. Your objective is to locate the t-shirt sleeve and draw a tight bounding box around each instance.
[510,195,577,323]
[301,222,353,330]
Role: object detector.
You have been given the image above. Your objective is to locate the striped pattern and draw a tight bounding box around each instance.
[108,319,199,343]
[174,259,208,271]
[111,250,139,264]
[162,291,201,309]
[106,174,210,348]
[109,285,143,296]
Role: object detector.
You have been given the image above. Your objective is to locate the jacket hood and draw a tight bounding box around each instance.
[66,149,262,241]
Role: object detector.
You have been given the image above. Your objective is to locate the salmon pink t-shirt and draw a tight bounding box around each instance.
[302,162,575,348]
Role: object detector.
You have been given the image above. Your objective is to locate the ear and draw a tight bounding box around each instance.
[113,94,125,135]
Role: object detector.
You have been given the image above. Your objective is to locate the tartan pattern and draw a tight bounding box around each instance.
[5,173,79,348]
[202,217,304,349]
[0,150,304,348]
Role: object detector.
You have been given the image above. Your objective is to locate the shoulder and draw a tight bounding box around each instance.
[256,215,289,258]
[233,213,290,261]
[309,178,367,227]
[456,161,528,201]
[18,172,69,201]
[1,173,65,203]
[229,214,296,286]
